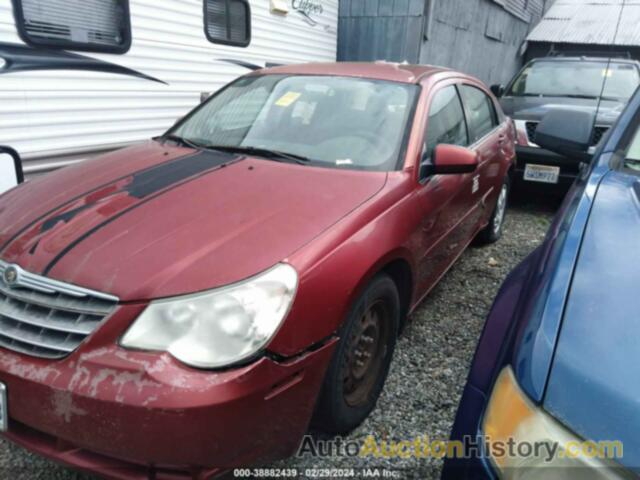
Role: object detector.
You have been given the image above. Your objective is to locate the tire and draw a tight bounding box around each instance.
[313,274,400,434]
[476,175,510,245]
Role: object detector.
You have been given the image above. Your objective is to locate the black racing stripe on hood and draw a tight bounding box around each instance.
[124,150,234,198]
[41,203,94,233]
[36,153,222,236]
[42,150,240,276]
[0,147,198,254]
[38,150,225,236]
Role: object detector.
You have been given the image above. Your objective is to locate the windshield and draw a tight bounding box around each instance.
[170,75,419,171]
[508,61,640,101]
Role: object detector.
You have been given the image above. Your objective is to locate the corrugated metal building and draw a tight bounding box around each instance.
[526,0,640,61]
[338,0,551,85]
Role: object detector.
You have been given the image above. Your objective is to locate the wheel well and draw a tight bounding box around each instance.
[381,259,413,330]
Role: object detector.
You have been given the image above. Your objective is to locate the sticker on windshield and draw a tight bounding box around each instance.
[275,92,302,107]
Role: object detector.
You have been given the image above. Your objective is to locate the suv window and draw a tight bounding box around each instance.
[508,60,640,101]
[460,85,497,143]
[423,86,468,169]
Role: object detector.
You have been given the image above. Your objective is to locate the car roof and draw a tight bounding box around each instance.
[255,62,456,84]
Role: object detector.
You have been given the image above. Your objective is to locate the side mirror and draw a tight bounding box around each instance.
[423,144,479,176]
[534,109,594,161]
[0,146,24,195]
[490,84,505,98]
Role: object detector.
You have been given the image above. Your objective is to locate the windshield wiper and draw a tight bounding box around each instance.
[560,94,600,100]
[519,93,617,100]
[600,95,623,102]
[162,134,204,150]
[201,145,312,165]
[561,94,624,102]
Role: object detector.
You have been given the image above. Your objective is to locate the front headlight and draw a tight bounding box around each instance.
[121,263,298,369]
[483,368,629,479]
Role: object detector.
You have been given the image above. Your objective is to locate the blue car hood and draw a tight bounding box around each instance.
[544,170,640,472]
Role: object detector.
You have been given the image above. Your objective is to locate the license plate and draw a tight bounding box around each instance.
[524,164,560,184]
[0,383,6,431]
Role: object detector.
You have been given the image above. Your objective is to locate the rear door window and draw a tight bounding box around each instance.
[459,85,498,143]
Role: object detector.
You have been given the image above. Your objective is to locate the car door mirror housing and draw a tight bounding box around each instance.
[490,84,505,97]
[0,146,24,195]
[427,144,479,175]
[534,109,594,161]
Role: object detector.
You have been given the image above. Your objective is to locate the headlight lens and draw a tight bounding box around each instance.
[121,263,298,368]
[483,368,628,479]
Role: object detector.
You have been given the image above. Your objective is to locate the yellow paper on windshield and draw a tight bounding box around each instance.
[275,92,301,107]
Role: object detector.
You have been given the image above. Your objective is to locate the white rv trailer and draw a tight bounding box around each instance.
[0,0,338,177]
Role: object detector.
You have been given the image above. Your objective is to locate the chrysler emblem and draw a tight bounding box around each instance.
[3,266,18,287]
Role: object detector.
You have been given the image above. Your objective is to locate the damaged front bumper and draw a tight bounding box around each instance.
[0,305,337,479]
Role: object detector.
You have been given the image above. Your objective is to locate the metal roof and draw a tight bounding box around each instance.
[527,0,640,47]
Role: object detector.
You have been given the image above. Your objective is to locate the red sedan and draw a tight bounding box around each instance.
[0,63,514,478]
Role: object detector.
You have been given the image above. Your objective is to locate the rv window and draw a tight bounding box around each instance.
[12,0,131,53]
[204,0,251,47]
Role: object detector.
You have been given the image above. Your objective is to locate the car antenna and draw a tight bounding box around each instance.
[591,0,626,144]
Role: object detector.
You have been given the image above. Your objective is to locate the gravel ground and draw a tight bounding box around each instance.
[272,198,556,479]
[0,200,556,480]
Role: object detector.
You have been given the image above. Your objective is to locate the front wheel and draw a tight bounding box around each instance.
[476,176,510,245]
[313,274,400,434]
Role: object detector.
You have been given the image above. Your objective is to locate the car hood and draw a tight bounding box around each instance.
[543,170,640,472]
[500,95,626,126]
[0,141,387,301]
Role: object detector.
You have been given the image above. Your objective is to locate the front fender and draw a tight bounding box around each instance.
[267,175,420,357]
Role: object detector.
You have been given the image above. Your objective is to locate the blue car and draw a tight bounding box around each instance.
[443,88,640,478]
